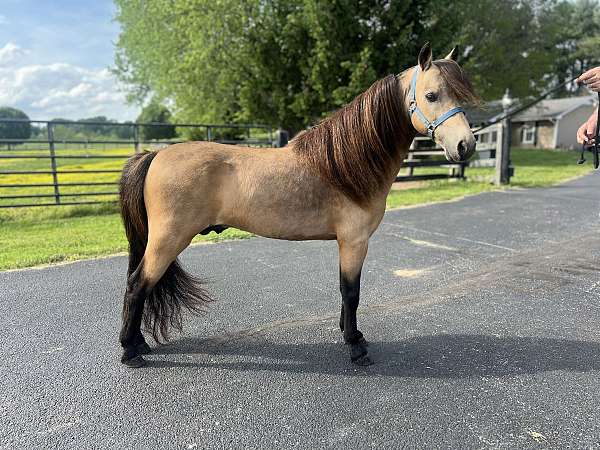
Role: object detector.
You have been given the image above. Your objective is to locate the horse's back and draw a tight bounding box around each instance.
[143,141,343,240]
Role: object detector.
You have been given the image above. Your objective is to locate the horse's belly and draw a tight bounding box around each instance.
[218,175,338,241]
[221,200,337,240]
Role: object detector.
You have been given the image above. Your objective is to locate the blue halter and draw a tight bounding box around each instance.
[408,67,465,138]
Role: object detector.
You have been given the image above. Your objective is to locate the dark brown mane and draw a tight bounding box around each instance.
[291,75,410,205]
[433,60,481,105]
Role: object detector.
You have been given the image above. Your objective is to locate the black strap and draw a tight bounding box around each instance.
[578,92,600,169]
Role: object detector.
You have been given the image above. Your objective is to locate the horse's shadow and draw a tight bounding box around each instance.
[147,333,600,378]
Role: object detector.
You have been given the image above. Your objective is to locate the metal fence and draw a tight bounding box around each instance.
[0,118,506,209]
[0,119,274,208]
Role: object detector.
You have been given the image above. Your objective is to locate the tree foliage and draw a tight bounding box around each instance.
[114,0,600,132]
[136,100,176,140]
[46,116,136,141]
[0,106,31,145]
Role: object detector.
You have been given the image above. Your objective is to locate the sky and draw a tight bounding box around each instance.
[0,0,139,121]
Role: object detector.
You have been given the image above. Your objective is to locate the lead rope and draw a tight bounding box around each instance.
[578,92,600,169]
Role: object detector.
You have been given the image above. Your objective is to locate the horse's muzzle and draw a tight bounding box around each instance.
[445,137,476,163]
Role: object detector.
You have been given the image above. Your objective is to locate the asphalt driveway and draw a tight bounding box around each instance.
[2,174,600,449]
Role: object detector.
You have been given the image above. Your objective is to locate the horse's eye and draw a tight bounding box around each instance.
[425,92,438,102]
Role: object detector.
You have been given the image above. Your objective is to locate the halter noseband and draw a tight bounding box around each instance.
[408,67,465,138]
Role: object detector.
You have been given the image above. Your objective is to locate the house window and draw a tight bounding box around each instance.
[522,125,536,144]
[491,131,498,143]
[479,133,489,143]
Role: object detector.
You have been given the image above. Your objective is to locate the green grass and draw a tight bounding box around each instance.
[386,148,591,208]
[0,148,591,271]
[0,204,251,270]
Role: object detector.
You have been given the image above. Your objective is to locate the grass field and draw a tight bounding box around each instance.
[0,147,591,271]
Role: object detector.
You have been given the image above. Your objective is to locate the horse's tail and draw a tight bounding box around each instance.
[120,151,156,277]
[119,151,212,342]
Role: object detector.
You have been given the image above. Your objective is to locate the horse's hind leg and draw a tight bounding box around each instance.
[338,237,372,366]
[119,229,194,367]
[120,264,153,367]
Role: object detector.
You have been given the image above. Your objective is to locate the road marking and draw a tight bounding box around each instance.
[37,418,81,436]
[41,346,64,354]
[383,232,457,251]
[526,430,547,443]
[393,268,430,278]
[385,223,515,251]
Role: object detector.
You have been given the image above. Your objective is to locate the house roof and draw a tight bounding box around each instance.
[465,96,597,127]
[509,96,596,122]
[465,100,504,126]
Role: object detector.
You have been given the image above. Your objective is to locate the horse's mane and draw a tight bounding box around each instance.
[291,74,409,205]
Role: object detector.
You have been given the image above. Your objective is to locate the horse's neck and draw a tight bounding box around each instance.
[385,136,414,189]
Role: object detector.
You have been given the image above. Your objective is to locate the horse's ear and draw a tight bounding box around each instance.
[445,46,459,61]
[418,42,433,71]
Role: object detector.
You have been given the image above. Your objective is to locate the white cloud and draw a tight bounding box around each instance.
[0,41,26,66]
[0,42,138,121]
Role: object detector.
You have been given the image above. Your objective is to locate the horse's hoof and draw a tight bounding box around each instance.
[122,355,147,368]
[136,341,152,355]
[357,336,369,347]
[352,354,374,366]
[349,342,368,361]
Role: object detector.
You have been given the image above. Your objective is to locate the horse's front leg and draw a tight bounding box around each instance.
[338,238,372,366]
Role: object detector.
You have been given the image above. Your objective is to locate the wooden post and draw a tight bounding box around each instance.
[495,89,513,185]
[407,140,415,177]
[275,129,289,147]
[133,124,140,153]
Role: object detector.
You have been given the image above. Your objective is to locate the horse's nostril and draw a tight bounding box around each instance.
[457,140,466,155]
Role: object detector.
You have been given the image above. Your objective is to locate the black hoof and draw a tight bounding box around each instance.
[349,342,368,362]
[352,354,374,366]
[357,336,369,347]
[121,342,149,368]
[122,355,146,368]
[136,341,152,355]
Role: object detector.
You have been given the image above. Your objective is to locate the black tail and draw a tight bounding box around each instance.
[119,151,213,342]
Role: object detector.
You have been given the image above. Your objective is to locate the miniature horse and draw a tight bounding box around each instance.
[118,43,478,368]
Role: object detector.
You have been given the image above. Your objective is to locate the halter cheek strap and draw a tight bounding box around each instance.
[408,67,465,138]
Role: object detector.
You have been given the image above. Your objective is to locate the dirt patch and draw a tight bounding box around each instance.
[390,181,426,190]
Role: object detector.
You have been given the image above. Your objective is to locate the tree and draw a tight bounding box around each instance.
[114,0,461,132]
[78,116,115,136]
[136,100,176,141]
[114,0,586,132]
[116,121,135,139]
[538,0,600,97]
[0,106,31,148]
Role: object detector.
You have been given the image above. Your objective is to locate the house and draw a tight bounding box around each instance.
[509,96,597,150]
[466,96,597,150]
[467,95,597,149]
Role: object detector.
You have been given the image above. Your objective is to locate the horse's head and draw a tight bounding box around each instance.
[407,43,479,162]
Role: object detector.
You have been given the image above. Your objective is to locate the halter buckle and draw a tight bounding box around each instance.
[426,123,436,138]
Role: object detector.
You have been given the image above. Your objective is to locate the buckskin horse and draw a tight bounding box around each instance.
[118,43,478,368]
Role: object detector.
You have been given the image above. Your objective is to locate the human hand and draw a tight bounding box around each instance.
[577,110,598,144]
[578,67,600,92]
